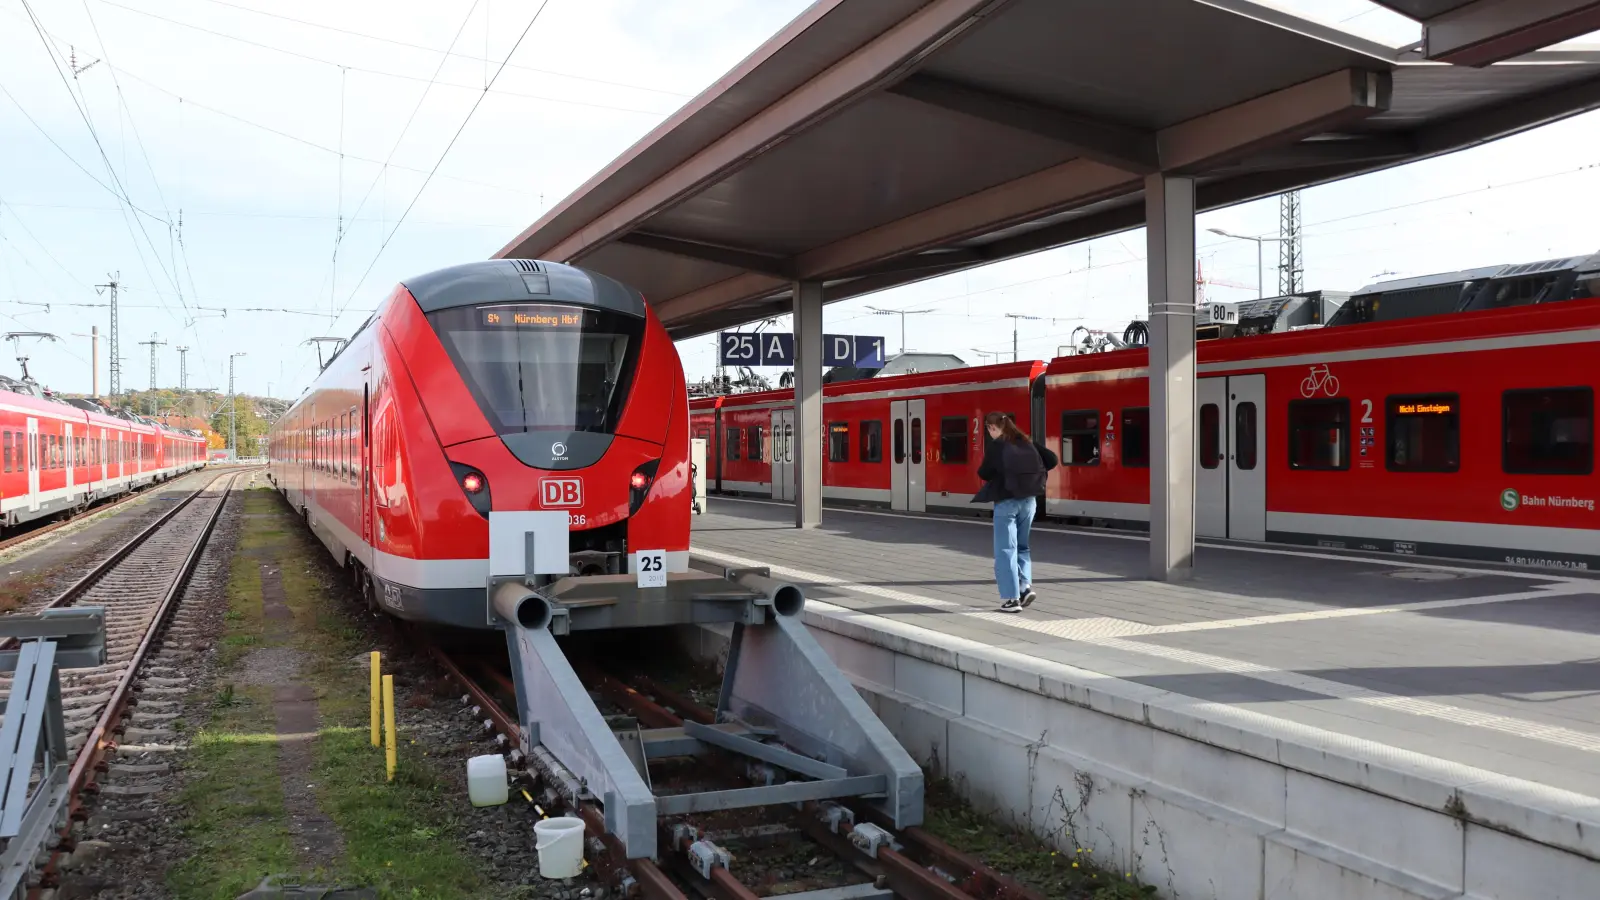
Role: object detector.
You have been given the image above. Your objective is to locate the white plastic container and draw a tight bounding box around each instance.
[534,816,586,879]
[465,754,508,807]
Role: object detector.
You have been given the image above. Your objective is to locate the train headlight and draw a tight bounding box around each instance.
[448,462,492,518]
[629,460,661,516]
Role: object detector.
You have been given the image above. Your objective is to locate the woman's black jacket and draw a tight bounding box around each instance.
[972,437,1059,505]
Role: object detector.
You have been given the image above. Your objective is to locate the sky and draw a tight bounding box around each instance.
[1,0,1597,398]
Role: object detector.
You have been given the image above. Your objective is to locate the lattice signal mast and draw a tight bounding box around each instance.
[1279,190,1303,295]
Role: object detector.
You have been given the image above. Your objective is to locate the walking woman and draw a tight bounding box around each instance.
[973,413,1057,612]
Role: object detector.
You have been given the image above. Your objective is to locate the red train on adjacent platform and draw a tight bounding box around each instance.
[694,253,1600,571]
[265,259,692,629]
[0,379,207,527]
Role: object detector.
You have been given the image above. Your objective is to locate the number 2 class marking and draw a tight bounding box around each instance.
[1361,399,1373,423]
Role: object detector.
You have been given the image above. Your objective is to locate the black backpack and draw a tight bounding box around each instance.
[1001,440,1047,498]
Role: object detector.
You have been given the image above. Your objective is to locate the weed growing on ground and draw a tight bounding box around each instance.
[170,489,493,899]
[920,779,1157,900]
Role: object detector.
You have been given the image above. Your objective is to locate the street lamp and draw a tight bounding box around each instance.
[865,306,931,355]
[1206,228,1287,299]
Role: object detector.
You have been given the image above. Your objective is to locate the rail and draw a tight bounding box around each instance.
[0,471,240,897]
[424,632,1037,900]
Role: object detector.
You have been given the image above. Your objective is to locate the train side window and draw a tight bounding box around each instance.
[1236,403,1258,470]
[1387,394,1460,473]
[860,421,883,463]
[1199,404,1220,469]
[1288,399,1349,470]
[910,418,923,465]
[747,426,765,463]
[1503,387,1593,475]
[1121,407,1150,468]
[724,427,741,461]
[893,418,906,464]
[938,417,968,464]
[3,432,10,473]
[828,422,850,463]
[1060,410,1100,466]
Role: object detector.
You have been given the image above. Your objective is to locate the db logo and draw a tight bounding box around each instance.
[540,478,583,508]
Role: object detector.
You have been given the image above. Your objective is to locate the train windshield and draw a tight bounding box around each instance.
[429,303,644,434]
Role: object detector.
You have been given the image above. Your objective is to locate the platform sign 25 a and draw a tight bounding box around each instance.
[719,332,885,368]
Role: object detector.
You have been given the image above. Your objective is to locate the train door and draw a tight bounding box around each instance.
[25,419,39,512]
[770,409,795,502]
[64,425,74,490]
[99,429,108,484]
[889,399,927,512]
[1195,375,1266,541]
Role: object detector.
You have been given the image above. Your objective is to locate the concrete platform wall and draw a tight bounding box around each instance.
[680,613,1600,900]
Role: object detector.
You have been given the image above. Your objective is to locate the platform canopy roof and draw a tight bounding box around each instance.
[496,0,1600,340]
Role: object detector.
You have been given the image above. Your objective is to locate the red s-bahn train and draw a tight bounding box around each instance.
[0,377,207,527]
[693,252,1600,572]
[265,259,692,629]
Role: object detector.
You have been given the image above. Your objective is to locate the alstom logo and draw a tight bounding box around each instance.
[540,477,583,508]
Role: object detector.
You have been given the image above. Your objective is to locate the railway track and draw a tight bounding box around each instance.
[0,472,205,558]
[426,638,1050,900]
[0,469,243,895]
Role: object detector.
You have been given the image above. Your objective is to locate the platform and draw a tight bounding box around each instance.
[688,498,1600,899]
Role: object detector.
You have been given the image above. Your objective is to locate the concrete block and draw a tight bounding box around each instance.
[1143,700,1284,765]
[945,717,1033,829]
[1464,824,1600,900]
[895,652,963,714]
[961,673,1051,740]
[1148,727,1286,826]
[1285,770,1463,891]
[812,629,895,690]
[1131,790,1268,900]
[870,689,951,774]
[1266,832,1459,900]
[1028,745,1136,872]
[1455,776,1600,864]
[1041,698,1156,777]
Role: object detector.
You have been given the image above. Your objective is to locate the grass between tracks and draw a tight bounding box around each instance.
[170,488,490,900]
[920,780,1154,900]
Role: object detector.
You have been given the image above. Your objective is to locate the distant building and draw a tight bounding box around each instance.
[823,352,966,384]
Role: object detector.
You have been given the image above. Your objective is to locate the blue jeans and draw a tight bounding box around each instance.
[992,497,1035,600]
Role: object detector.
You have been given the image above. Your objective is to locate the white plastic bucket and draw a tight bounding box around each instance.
[465,754,508,807]
[534,816,586,879]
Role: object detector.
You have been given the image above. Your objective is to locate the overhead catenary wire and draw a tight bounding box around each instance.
[328,0,553,330]
[182,0,693,100]
[90,0,675,117]
[78,0,217,380]
[17,0,187,330]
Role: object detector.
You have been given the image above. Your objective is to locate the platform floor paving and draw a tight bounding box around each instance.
[691,497,1600,798]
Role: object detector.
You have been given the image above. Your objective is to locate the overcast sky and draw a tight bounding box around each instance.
[2,0,1597,397]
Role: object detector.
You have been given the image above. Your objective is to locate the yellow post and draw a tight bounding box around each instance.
[369,652,381,747]
[382,674,397,782]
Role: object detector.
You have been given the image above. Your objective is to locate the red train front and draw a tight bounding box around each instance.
[267,259,690,629]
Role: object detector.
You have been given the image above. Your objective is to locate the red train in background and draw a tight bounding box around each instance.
[265,259,692,629]
[0,376,208,528]
[694,251,1600,571]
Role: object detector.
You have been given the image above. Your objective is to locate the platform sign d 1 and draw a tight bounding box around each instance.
[719,331,793,367]
[824,335,886,368]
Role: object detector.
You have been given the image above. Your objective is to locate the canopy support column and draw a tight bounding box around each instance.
[793,280,824,529]
[1145,174,1197,581]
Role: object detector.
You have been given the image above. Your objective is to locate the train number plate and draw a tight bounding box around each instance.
[635,550,667,589]
[539,477,584,508]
